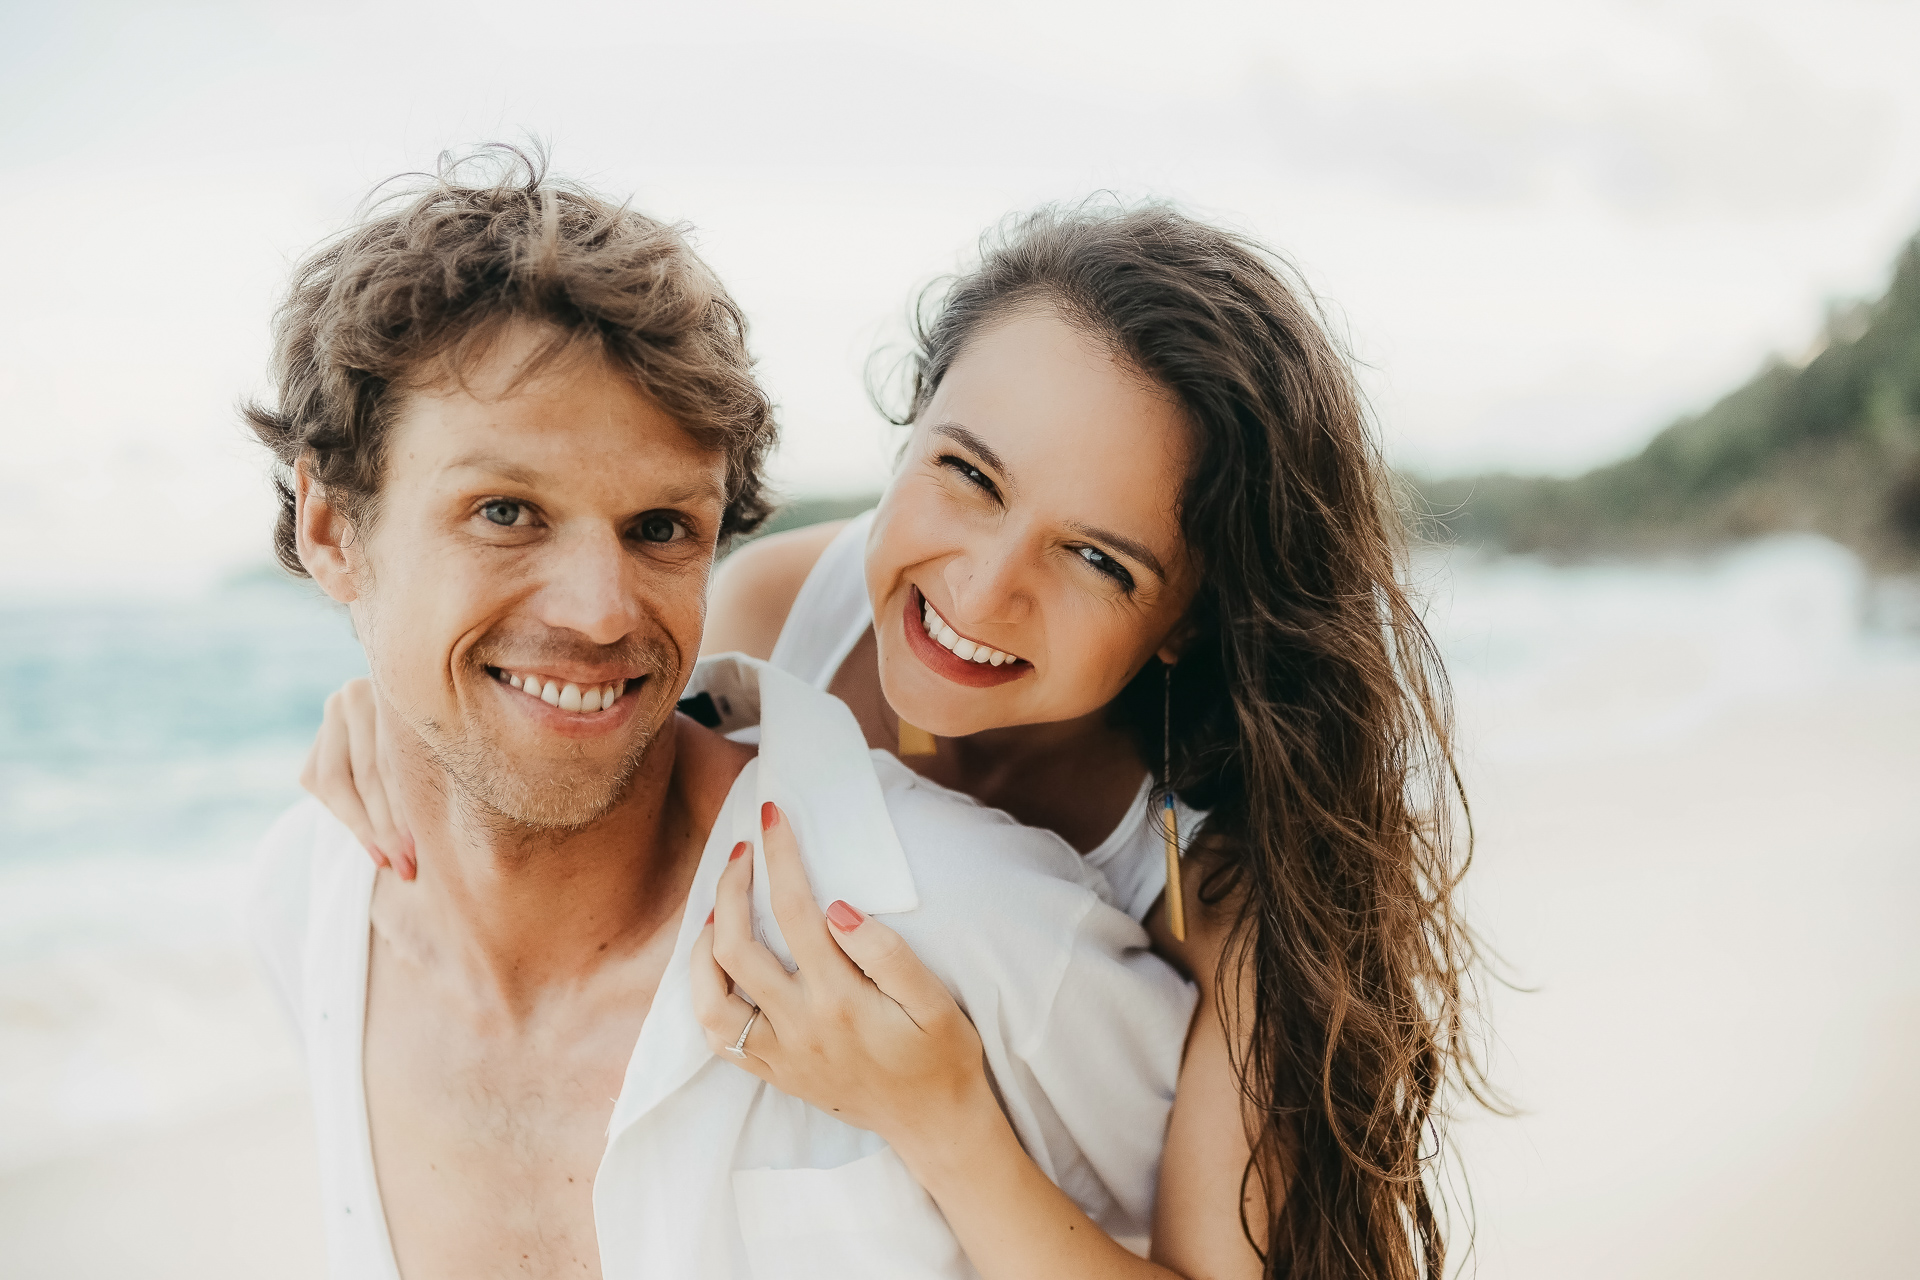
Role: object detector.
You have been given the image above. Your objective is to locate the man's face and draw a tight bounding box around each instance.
[321,324,728,829]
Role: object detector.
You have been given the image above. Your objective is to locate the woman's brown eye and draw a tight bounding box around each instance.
[482,500,523,527]
[1077,546,1135,591]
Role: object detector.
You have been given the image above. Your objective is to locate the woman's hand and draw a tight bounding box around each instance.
[691,801,992,1148]
[695,801,1190,1280]
[299,677,416,878]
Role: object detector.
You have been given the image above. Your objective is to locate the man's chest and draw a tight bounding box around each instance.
[362,961,656,1280]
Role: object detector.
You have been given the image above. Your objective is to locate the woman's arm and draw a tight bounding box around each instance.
[691,804,1265,1280]
[699,520,846,658]
[1145,859,1271,1276]
[300,676,415,877]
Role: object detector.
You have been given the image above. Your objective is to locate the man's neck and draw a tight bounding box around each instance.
[375,714,731,1019]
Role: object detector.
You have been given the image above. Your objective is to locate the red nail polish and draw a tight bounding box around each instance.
[705,909,715,925]
[760,801,777,831]
[729,841,748,862]
[826,900,865,931]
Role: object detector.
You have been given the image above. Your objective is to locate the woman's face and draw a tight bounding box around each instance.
[866,305,1199,739]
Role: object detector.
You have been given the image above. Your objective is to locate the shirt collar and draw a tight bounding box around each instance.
[694,652,917,921]
[602,652,918,1142]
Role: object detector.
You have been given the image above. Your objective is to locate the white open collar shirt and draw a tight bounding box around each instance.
[251,653,1196,1279]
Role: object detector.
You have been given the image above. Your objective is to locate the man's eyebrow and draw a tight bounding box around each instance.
[442,453,725,508]
[1066,521,1168,582]
[930,422,1012,489]
[443,453,544,486]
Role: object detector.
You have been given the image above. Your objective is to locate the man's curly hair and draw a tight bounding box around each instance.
[246,145,776,574]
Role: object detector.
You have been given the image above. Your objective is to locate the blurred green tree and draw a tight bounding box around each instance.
[1417,234,1920,567]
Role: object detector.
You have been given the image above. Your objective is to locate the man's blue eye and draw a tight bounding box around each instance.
[482,500,522,527]
[639,516,680,543]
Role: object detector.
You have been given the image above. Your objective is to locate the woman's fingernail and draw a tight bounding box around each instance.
[760,801,778,831]
[705,909,715,925]
[729,841,748,862]
[826,900,865,932]
[366,843,388,868]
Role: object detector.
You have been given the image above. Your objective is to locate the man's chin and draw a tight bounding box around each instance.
[431,728,656,833]
[473,772,633,831]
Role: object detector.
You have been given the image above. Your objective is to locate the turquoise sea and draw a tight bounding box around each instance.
[1,579,367,936]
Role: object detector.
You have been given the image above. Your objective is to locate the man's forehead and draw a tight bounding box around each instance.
[441,449,726,508]
[389,377,729,505]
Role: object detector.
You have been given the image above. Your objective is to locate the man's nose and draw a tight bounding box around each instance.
[534,527,643,646]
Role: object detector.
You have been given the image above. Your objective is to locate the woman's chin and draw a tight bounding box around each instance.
[880,668,1004,741]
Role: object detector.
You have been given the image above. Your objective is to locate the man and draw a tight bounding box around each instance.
[248,152,1193,1279]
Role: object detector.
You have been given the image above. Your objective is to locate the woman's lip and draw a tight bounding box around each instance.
[902,588,1030,689]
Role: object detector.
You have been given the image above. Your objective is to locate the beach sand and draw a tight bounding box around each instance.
[1449,657,1920,1279]
[0,1092,324,1280]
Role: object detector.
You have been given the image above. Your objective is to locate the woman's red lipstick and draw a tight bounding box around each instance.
[902,587,1030,688]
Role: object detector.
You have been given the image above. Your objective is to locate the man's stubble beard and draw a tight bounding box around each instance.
[358,594,681,838]
[423,706,664,836]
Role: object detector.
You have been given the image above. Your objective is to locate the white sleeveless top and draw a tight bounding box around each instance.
[767,510,1207,924]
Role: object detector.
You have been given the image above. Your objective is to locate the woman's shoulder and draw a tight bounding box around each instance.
[702,520,852,660]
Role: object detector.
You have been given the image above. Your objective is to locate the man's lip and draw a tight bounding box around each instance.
[484,666,646,737]
[484,663,649,685]
[902,587,1031,689]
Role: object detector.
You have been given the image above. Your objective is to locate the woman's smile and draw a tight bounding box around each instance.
[901,585,1031,688]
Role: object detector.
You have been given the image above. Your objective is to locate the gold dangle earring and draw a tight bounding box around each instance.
[1163,662,1186,942]
[898,718,938,757]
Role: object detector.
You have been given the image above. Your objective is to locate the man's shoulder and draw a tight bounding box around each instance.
[247,796,365,1026]
[250,795,359,903]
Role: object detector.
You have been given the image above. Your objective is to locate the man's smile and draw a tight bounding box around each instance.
[483,665,650,738]
[492,667,630,712]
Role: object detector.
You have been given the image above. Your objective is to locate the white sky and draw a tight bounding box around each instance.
[6,0,1920,595]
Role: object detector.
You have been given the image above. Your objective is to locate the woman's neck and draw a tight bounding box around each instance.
[826,627,1147,853]
[933,714,1148,854]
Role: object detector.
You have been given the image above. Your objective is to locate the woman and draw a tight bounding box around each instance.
[307,203,1484,1278]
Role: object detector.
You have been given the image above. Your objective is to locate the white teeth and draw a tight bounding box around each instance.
[502,672,630,711]
[919,595,1019,668]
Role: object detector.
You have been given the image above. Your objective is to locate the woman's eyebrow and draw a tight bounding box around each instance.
[931,422,1012,488]
[1066,521,1167,582]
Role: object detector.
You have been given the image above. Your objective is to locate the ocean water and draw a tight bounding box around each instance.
[1,577,366,1170]
[1,535,1916,1215]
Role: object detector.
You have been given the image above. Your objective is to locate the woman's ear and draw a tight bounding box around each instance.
[295,461,360,604]
[1156,617,1197,667]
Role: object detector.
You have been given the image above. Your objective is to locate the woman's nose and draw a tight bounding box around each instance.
[942,542,1027,625]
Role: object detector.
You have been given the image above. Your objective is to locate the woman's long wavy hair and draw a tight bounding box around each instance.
[888,203,1489,1278]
